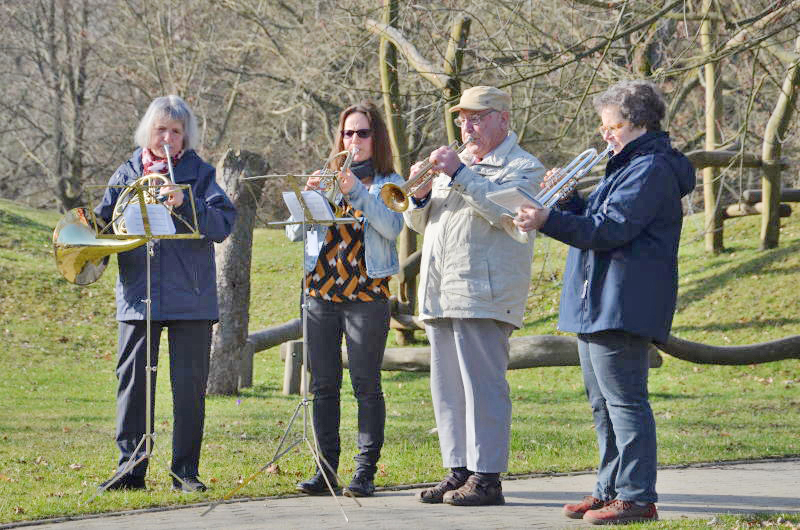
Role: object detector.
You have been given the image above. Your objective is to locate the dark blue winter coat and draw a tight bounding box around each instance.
[95,149,237,322]
[540,131,695,343]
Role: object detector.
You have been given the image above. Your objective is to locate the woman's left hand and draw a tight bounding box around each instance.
[338,168,357,194]
[514,205,550,233]
[158,184,184,207]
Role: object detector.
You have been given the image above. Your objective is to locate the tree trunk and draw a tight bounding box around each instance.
[207,149,268,395]
[379,0,415,345]
[442,16,470,144]
[760,37,800,249]
[701,0,724,253]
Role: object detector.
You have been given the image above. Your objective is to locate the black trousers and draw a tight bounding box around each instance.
[305,297,390,478]
[114,319,212,479]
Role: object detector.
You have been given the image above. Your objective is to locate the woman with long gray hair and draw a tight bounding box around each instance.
[515,80,695,524]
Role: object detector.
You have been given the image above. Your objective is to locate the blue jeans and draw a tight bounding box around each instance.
[578,330,658,503]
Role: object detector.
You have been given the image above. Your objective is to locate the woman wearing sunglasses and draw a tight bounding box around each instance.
[514,80,695,524]
[287,101,404,498]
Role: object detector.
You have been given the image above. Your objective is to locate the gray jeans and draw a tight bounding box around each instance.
[426,318,514,473]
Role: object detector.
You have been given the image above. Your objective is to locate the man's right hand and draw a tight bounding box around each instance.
[409,161,432,199]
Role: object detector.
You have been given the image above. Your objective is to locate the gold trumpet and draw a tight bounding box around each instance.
[380,136,473,212]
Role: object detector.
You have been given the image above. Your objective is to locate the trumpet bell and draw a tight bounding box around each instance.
[379,183,410,212]
[53,207,146,285]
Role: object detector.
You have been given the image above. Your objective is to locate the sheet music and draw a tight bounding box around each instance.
[486,186,543,213]
[121,203,176,235]
[281,190,335,222]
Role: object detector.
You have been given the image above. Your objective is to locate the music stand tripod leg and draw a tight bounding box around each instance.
[203,213,360,520]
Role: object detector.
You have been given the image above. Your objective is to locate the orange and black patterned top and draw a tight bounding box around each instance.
[305,204,390,302]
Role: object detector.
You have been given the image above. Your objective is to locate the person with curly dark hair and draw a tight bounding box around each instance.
[515,80,696,525]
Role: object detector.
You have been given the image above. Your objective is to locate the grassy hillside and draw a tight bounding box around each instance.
[0,198,798,523]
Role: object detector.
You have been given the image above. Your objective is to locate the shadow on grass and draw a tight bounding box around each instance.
[677,241,800,311]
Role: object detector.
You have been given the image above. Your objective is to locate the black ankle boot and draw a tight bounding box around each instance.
[296,471,340,495]
[344,469,375,497]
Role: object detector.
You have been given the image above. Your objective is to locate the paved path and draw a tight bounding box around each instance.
[5,459,799,529]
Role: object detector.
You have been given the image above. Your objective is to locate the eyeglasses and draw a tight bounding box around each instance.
[599,121,626,134]
[454,110,496,128]
[342,128,372,139]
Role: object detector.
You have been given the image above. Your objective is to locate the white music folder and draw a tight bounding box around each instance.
[486,186,543,213]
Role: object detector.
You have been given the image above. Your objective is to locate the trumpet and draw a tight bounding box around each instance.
[534,143,614,208]
[380,136,473,212]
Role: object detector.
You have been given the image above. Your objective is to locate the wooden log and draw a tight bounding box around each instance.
[656,334,800,365]
[723,202,792,219]
[684,150,789,170]
[240,318,301,388]
[281,340,307,395]
[341,335,662,371]
[742,189,800,204]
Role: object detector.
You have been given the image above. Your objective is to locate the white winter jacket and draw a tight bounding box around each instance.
[404,132,545,328]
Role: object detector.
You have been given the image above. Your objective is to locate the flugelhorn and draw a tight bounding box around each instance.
[318,146,358,217]
[534,143,613,208]
[380,136,473,212]
[498,144,613,244]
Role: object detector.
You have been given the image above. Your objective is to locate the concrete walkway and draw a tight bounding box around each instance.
[5,459,799,529]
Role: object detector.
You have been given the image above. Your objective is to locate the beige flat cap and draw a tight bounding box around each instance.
[448,86,511,113]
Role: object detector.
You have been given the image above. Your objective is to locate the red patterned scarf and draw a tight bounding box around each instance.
[141,147,183,175]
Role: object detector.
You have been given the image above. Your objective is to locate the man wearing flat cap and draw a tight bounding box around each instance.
[404,86,544,506]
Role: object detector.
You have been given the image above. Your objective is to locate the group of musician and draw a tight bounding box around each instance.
[96,79,695,525]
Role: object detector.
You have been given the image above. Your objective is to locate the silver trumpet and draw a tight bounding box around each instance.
[500,144,613,243]
[534,144,614,208]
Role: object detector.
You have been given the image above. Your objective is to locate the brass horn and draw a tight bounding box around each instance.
[380,137,473,212]
[54,144,177,285]
[53,207,146,285]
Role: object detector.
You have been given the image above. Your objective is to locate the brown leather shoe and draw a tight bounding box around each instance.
[563,495,606,519]
[442,475,504,506]
[418,472,469,504]
[583,499,658,525]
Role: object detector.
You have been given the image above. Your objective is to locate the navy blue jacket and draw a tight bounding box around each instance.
[540,131,695,342]
[95,149,237,322]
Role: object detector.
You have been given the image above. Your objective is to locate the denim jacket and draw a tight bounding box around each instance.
[286,172,405,278]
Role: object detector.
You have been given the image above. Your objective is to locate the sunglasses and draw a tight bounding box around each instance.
[342,128,372,139]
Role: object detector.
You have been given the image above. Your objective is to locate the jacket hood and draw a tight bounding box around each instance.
[610,131,696,198]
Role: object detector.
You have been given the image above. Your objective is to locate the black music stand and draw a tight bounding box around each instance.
[85,175,202,503]
[202,179,358,520]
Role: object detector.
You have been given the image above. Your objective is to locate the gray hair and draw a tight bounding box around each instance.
[593,80,666,131]
[134,95,200,151]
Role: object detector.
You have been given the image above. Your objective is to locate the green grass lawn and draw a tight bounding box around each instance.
[0,198,798,524]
